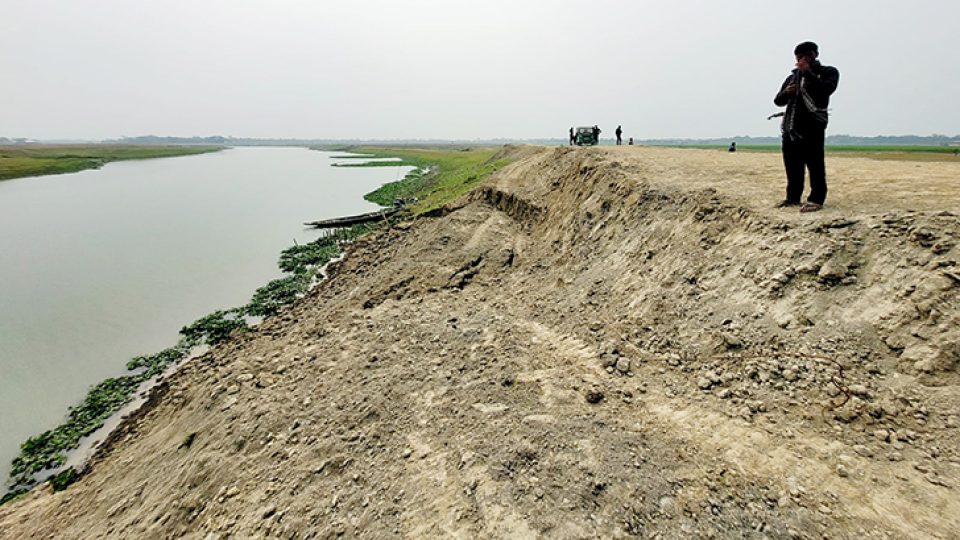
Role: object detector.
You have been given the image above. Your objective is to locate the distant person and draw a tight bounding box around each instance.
[569,127,575,146]
[773,41,840,213]
[628,137,634,145]
[593,125,601,145]
[728,142,737,152]
[616,125,623,145]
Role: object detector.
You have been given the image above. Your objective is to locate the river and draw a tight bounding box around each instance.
[0,147,409,478]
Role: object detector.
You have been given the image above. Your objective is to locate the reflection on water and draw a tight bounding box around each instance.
[0,147,410,475]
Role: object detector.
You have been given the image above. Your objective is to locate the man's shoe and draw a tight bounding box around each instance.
[774,199,801,208]
[800,202,823,213]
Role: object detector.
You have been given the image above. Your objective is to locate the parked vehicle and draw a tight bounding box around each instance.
[575,126,598,146]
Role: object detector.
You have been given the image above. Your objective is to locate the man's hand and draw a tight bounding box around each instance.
[783,83,798,96]
[796,58,811,73]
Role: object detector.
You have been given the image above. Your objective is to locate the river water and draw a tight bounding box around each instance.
[0,147,409,478]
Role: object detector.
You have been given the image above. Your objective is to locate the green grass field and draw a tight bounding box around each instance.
[0,145,224,181]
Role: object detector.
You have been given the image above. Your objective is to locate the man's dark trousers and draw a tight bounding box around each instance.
[782,128,826,205]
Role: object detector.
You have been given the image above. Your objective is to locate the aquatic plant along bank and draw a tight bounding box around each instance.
[1,145,958,538]
[1,227,372,502]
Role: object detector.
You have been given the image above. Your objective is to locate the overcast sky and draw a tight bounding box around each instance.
[2,0,957,140]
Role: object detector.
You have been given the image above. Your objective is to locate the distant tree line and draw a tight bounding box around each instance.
[0,137,39,144]
[5,134,960,147]
[108,134,960,147]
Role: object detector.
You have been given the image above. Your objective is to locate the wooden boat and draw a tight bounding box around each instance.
[304,207,400,229]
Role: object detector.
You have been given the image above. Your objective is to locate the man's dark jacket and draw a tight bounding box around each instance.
[774,61,840,134]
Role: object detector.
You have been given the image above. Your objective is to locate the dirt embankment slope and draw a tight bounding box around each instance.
[2,146,959,539]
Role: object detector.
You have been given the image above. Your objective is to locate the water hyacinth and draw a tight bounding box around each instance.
[180,309,248,347]
[3,222,381,502]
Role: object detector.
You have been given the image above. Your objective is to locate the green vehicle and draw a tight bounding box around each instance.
[575,126,599,146]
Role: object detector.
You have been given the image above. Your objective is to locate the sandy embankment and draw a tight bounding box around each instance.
[1,146,958,539]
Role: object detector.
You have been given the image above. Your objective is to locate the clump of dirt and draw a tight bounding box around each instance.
[2,146,958,539]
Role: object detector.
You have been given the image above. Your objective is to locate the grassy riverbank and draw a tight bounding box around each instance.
[322,146,510,214]
[0,145,224,181]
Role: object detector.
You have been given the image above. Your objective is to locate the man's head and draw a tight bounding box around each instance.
[794,41,819,63]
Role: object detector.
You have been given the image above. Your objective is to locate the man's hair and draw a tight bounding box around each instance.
[794,41,819,56]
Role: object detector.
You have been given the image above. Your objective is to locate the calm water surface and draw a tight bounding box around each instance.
[0,147,409,476]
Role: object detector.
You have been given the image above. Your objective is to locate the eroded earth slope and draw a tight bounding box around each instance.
[2,146,959,539]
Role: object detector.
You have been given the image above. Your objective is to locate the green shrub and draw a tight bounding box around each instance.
[278,239,339,273]
[180,310,248,346]
[50,468,79,491]
[245,272,313,317]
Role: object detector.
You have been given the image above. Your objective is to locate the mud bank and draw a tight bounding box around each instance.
[1,146,958,539]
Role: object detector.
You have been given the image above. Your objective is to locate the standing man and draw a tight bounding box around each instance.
[773,41,839,213]
[592,125,601,145]
[569,127,575,146]
[616,125,623,145]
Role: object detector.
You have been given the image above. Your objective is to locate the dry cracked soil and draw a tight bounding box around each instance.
[1,145,959,539]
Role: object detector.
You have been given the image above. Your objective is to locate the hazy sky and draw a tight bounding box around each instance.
[2,0,957,140]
